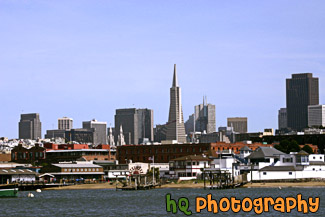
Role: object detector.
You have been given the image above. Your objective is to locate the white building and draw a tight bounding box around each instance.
[58,117,73,130]
[247,149,325,181]
[209,150,241,179]
[169,155,211,180]
[308,105,325,127]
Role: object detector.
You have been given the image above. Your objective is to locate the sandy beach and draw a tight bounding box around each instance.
[243,181,325,188]
[42,181,325,190]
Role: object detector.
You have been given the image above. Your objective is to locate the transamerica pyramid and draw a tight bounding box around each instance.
[166,64,187,143]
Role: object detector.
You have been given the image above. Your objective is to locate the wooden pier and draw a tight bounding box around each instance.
[116,174,160,191]
[203,168,244,190]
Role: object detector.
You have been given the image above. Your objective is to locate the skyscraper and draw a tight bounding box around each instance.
[278,108,287,130]
[308,105,325,127]
[286,73,319,131]
[114,108,153,144]
[194,96,216,133]
[166,64,187,143]
[82,119,107,145]
[19,113,42,140]
[58,117,73,130]
[227,117,247,133]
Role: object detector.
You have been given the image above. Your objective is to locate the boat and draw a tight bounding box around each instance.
[0,184,19,197]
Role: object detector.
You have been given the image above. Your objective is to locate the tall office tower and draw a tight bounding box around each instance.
[184,114,195,134]
[166,64,187,143]
[82,119,107,144]
[278,108,287,130]
[114,108,154,144]
[19,113,42,140]
[194,96,216,133]
[58,117,73,130]
[308,105,325,127]
[286,73,319,131]
[227,117,247,133]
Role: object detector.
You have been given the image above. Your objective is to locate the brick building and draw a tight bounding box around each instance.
[117,143,211,164]
[11,144,46,164]
[116,142,280,164]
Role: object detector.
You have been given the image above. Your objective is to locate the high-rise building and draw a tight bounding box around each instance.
[278,108,287,130]
[308,105,325,127]
[82,119,107,145]
[165,64,187,143]
[58,117,73,130]
[19,113,42,140]
[65,128,95,144]
[194,96,216,133]
[184,114,195,135]
[114,108,153,144]
[227,117,247,133]
[286,73,319,131]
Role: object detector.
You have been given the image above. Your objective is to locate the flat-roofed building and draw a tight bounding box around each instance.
[83,119,107,145]
[46,149,112,163]
[286,73,319,131]
[227,117,247,133]
[19,113,42,140]
[40,163,104,181]
[58,117,73,130]
[308,105,325,127]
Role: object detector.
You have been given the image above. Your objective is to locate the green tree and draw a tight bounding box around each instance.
[302,145,314,154]
[274,139,301,154]
[288,140,301,153]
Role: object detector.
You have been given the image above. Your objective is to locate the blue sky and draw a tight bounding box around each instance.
[1,0,325,139]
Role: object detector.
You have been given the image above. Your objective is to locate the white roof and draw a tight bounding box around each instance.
[47,149,109,153]
[52,164,102,168]
[49,172,104,175]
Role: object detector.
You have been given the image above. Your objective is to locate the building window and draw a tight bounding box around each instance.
[77,169,79,171]
[192,162,195,165]
[313,157,315,159]
[263,172,267,175]
[64,169,67,172]
[289,172,292,175]
[72,169,75,172]
[96,168,99,171]
[81,169,83,172]
[85,169,87,172]
[93,169,95,171]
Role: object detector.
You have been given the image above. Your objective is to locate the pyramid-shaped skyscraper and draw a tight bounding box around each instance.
[166,64,187,143]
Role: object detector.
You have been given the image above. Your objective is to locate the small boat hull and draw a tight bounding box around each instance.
[0,188,18,197]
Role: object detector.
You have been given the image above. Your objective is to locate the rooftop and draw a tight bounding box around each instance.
[46,149,109,153]
[171,155,211,162]
[52,164,102,168]
[247,147,285,159]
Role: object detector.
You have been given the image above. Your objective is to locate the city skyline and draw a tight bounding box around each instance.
[1,1,325,138]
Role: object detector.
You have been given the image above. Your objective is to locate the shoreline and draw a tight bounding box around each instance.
[42,181,325,190]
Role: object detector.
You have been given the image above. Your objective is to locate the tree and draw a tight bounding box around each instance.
[302,145,314,154]
[274,139,301,154]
